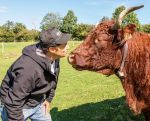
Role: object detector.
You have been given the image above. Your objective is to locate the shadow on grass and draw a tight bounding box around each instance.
[51,96,144,121]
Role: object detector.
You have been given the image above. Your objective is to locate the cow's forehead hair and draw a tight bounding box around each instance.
[89,20,115,40]
[95,20,115,33]
[83,20,115,45]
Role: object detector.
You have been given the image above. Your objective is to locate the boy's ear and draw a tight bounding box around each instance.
[48,47,57,53]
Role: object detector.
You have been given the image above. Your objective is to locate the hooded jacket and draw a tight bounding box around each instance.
[0,43,60,121]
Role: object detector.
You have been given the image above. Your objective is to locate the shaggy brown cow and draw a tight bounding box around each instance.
[68,5,150,121]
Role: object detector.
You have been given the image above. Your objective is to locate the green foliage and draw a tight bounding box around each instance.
[13,23,27,42]
[13,22,26,34]
[28,29,39,41]
[112,6,125,22]
[73,23,93,40]
[40,13,62,30]
[61,10,77,35]
[0,21,39,42]
[0,21,15,42]
[2,20,15,31]
[141,24,150,33]
[112,6,141,31]
[16,29,39,42]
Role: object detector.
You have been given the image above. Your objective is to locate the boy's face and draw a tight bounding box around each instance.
[47,44,69,59]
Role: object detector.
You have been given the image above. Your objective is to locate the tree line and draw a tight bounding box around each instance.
[0,21,39,42]
[0,6,150,42]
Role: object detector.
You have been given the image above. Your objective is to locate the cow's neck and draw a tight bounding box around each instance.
[116,42,128,80]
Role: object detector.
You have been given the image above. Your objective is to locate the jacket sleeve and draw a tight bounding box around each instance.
[1,68,35,121]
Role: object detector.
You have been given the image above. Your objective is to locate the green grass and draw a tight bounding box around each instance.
[0,42,144,121]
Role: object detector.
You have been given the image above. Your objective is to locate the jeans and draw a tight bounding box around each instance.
[0,102,52,121]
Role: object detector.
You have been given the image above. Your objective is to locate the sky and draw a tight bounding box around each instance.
[0,0,150,30]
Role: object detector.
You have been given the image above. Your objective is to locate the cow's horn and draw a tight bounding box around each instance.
[112,5,144,30]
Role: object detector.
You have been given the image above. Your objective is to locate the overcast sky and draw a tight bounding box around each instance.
[0,0,149,30]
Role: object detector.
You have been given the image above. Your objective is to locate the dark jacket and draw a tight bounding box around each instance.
[0,43,60,121]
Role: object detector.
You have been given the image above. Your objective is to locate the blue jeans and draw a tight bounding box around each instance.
[0,102,52,121]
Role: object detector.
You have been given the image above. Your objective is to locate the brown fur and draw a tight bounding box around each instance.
[68,20,150,121]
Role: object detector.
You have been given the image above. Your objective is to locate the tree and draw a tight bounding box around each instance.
[2,20,14,31]
[29,29,39,41]
[141,24,150,33]
[112,6,141,30]
[0,21,39,42]
[61,10,77,36]
[0,21,15,42]
[73,23,93,40]
[40,13,62,30]
[13,23,27,42]
[16,29,39,42]
[13,23,26,34]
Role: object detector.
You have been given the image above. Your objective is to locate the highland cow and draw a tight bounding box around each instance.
[68,5,150,121]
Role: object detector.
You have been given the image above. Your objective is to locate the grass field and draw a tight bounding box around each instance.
[0,42,144,121]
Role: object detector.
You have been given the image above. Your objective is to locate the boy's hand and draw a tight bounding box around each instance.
[43,100,50,114]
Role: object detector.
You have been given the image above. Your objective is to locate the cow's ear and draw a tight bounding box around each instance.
[112,24,136,45]
[123,24,136,40]
[124,24,137,33]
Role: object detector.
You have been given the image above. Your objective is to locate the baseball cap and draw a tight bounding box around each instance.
[39,27,71,47]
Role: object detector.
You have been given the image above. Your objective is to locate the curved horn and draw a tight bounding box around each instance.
[112,5,144,30]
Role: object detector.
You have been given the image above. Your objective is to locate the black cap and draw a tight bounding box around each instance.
[39,27,71,47]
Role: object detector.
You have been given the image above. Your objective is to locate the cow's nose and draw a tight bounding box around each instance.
[68,54,75,64]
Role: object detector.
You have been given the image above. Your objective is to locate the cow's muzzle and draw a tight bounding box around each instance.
[68,54,75,64]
